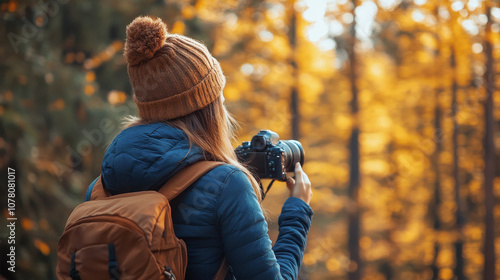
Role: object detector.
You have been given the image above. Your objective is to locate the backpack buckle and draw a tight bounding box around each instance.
[163,266,176,280]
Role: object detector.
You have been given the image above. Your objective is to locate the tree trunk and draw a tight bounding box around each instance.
[483,3,496,280]
[348,0,361,279]
[431,65,442,280]
[289,1,300,140]
[450,45,465,280]
[431,13,442,279]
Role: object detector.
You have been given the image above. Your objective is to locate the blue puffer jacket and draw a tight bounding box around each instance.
[86,123,313,280]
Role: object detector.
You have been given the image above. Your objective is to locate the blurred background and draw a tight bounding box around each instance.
[1,0,499,279]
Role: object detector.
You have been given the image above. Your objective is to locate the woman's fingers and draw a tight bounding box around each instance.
[289,162,312,204]
[294,162,303,184]
[286,175,295,192]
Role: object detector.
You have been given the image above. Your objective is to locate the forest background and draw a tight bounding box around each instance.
[0,0,499,279]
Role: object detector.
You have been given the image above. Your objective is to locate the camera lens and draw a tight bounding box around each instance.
[279,140,305,172]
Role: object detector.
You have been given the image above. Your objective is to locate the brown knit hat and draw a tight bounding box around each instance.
[124,16,225,121]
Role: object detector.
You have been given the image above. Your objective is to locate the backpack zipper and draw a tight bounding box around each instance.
[163,266,176,280]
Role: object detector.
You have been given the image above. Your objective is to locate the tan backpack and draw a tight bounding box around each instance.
[56,161,228,280]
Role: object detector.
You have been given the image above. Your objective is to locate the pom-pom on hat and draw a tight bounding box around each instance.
[124,16,225,121]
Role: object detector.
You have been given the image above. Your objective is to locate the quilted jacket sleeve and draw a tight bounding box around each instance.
[216,169,313,280]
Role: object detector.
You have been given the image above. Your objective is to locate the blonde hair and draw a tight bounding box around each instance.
[122,97,262,202]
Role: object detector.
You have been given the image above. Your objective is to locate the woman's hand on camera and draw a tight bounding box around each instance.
[286,163,312,205]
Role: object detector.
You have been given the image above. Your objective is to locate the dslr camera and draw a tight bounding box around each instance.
[235,130,304,181]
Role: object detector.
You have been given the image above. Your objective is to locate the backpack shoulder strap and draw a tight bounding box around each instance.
[89,175,110,200]
[214,258,229,280]
[158,161,225,201]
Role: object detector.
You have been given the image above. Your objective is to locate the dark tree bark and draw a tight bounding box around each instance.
[482,3,496,280]
[348,0,361,279]
[431,52,442,280]
[289,1,300,140]
[430,13,443,279]
[450,45,465,280]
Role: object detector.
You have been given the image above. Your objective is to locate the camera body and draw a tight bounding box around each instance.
[235,130,304,181]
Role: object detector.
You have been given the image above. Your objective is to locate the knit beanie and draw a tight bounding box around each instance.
[124,16,225,121]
